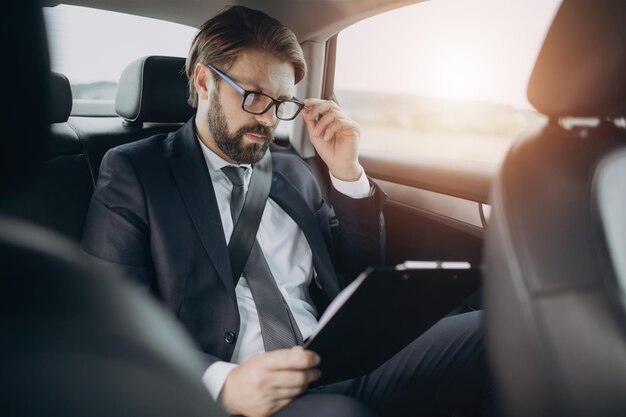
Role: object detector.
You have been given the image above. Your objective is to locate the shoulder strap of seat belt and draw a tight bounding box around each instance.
[227,150,272,284]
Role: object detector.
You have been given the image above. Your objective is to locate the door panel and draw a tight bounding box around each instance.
[361,150,496,204]
[360,150,495,267]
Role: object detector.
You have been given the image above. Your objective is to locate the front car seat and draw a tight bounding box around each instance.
[0,218,224,417]
[483,0,626,416]
[0,1,224,415]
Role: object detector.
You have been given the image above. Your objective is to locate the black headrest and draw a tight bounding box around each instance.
[528,0,626,117]
[49,72,72,123]
[115,56,195,123]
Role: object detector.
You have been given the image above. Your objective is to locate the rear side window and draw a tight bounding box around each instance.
[44,5,196,116]
[334,0,561,164]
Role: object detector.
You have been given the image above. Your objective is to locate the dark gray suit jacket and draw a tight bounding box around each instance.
[81,117,386,366]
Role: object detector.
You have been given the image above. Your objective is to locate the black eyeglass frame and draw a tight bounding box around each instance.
[206,64,305,121]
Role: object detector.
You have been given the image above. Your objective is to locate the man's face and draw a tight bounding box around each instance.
[205,50,296,164]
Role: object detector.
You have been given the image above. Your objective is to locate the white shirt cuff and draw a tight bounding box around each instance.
[202,361,238,401]
[329,166,372,199]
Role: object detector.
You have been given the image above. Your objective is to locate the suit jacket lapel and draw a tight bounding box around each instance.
[270,172,341,300]
[167,120,339,300]
[168,118,236,296]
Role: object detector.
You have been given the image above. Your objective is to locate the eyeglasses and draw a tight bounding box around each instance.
[206,64,304,121]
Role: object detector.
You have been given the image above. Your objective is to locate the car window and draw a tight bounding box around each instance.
[335,0,562,164]
[44,5,197,116]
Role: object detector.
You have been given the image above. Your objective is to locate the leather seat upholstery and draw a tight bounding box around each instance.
[483,1,626,416]
[0,1,224,415]
[0,72,94,240]
[0,217,224,417]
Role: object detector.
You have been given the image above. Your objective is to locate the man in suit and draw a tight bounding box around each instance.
[82,6,493,417]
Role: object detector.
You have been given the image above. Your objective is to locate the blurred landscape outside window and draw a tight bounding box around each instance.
[44,5,196,116]
[335,0,562,164]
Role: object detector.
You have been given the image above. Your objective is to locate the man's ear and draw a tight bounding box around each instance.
[194,63,211,102]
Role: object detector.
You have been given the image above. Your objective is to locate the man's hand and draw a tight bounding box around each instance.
[220,347,321,417]
[302,99,362,182]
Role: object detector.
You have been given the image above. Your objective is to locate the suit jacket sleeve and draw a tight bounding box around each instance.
[329,177,387,286]
[81,147,155,289]
[80,147,222,367]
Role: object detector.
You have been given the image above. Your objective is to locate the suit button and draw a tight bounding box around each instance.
[224,332,237,344]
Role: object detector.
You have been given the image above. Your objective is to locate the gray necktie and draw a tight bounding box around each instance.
[222,166,304,351]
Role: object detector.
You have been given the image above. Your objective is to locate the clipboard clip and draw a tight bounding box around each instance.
[396,261,472,270]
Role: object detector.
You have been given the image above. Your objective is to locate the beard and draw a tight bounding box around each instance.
[207,96,274,164]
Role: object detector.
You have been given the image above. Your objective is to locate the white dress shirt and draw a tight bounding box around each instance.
[197,138,371,400]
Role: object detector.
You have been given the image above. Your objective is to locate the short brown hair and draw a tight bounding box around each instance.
[185,6,307,108]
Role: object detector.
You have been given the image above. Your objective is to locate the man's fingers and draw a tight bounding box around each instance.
[316,115,358,143]
[260,347,321,371]
[270,385,308,400]
[322,120,345,142]
[268,368,322,389]
[302,99,338,122]
[313,111,338,137]
[302,109,318,130]
[304,98,338,113]
[223,334,321,416]
[302,100,359,144]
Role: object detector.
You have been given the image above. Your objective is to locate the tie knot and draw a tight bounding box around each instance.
[222,166,246,187]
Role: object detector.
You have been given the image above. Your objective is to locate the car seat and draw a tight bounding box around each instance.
[483,0,626,416]
[0,1,224,415]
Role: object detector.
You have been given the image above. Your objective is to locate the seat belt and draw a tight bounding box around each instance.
[227,151,272,284]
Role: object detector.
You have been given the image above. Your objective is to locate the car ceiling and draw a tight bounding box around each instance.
[42,0,427,41]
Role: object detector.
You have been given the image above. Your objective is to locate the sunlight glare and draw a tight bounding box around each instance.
[335,0,562,109]
[425,50,488,101]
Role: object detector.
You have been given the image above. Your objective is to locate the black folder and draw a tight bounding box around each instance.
[304,261,481,386]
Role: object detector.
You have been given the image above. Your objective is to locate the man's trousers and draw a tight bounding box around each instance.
[273,311,495,417]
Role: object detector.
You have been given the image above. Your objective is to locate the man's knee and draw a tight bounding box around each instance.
[436,310,484,350]
[274,394,378,417]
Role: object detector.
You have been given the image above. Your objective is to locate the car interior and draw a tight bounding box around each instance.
[1,0,624,415]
